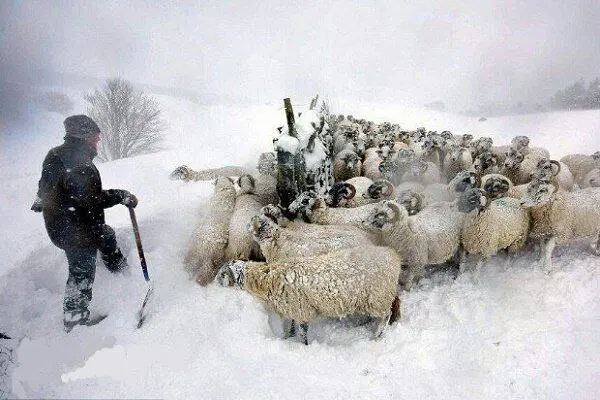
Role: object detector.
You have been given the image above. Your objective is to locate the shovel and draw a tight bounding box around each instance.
[129,207,154,328]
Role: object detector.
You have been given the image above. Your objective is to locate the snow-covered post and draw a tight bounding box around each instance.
[275,98,301,208]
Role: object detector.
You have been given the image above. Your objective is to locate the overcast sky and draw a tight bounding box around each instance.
[1,0,599,110]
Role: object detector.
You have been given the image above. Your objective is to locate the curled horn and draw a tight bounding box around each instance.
[550,160,561,177]
[382,180,394,197]
[385,201,402,224]
[344,183,357,199]
[251,215,262,234]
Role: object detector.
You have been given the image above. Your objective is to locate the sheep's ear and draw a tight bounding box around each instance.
[550,160,561,176]
[381,180,394,196]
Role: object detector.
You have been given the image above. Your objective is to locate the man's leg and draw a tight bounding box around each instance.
[63,246,105,331]
[93,224,128,273]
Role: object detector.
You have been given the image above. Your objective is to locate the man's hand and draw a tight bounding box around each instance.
[120,191,138,208]
[31,196,43,212]
[170,165,193,181]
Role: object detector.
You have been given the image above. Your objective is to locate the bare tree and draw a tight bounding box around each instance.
[85,78,166,161]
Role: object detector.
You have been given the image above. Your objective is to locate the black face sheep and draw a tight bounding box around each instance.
[216,246,403,344]
[333,148,362,181]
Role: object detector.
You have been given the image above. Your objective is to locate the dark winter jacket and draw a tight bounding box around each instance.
[36,137,124,249]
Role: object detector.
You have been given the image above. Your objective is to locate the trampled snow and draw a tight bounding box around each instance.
[0,93,599,399]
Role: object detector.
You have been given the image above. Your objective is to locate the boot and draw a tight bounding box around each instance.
[64,309,107,333]
[102,249,129,274]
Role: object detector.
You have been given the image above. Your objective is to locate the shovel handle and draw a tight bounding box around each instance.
[129,207,150,281]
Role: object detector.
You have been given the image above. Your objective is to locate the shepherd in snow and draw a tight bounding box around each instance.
[31,115,139,332]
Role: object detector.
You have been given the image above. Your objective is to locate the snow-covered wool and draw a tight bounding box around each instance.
[224,175,264,261]
[500,148,543,186]
[250,214,379,262]
[401,159,442,185]
[216,246,403,342]
[559,153,597,187]
[469,137,493,159]
[333,148,362,181]
[457,188,530,267]
[520,182,600,270]
[185,176,237,285]
[362,200,464,290]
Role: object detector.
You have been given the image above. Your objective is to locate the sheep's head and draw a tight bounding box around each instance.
[257,152,278,176]
[449,171,480,193]
[376,144,396,161]
[364,200,406,230]
[511,135,530,150]
[473,151,497,173]
[260,204,290,226]
[237,174,256,194]
[339,150,360,170]
[441,131,454,141]
[531,159,561,181]
[449,145,471,162]
[396,190,424,216]
[520,181,557,207]
[461,134,474,147]
[583,169,600,188]
[411,128,426,143]
[250,215,279,244]
[365,179,395,201]
[170,165,193,181]
[503,148,525,169]
[288,190,319,218]
[326,182,356,207]
[217,260,247,288]
[470,137,493,157]
[457,188,488,213]
[481,174,512,199]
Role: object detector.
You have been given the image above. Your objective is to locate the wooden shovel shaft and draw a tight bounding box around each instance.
[129,207,150,281]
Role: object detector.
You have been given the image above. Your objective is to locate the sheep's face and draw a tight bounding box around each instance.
[217,260,246,288]
[214,176,236,192]
[461,134,474,147]
[470,137,493,157]
[376,144,395,161]
[395,130,410,143]
[520,182,556,208]
[396,190,423,216]
[326,182,355,207]
[531,159,560,181]
[366,179,394,200]
[450,171,479,193]
[364,201,407,230]
[441,131,454,141]
[457,188,488,213]
[449,145,469,162]
[250,215,278,243]
[482,176,511,199]
[511,135,530,150]
[170,165,192,181]
[237,174,256,194]
[504,149,524,169]
[411,128,426,143]
[473,151,497,173]
[257,152,278,176]
[342,152,360,169]
[288,191,318,217]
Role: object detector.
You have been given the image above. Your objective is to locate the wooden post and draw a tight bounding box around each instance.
[283,98,297,138]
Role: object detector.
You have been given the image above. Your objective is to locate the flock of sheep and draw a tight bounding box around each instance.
[170,112,600,345]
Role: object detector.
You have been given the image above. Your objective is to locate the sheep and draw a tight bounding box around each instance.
[469,137,494,159]
[500,148,543,186]
[326,176,378,208]
[216,246,404,344]
[520,181,600,270]
[401,158,442,185]
[362,200,464,290]
[250,214,379,262]
[480,173,528,200]
[581,168,600,188]
[559,154,597,188]
[170,165,251,182]
[185,176,237,286]
[472,151,499,176]
[510,135,550,159]
[456,188,530,270]
[378,149,416,185]
[223,174,264,262]
[530,158,574,191]
[444,145,473,183]
[333,148,362,181]
[289,190,383,230]
[362,147,383,180]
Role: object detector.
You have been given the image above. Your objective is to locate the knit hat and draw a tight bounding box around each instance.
[63,115,100,138]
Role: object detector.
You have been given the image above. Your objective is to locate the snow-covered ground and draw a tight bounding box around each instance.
[1,92,599,399]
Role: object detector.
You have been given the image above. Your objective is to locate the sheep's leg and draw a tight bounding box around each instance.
[543,237,556,273]
[298,322,309,345]
[389,296,401,325]
[373,312,391,339]
[283,319,296,339]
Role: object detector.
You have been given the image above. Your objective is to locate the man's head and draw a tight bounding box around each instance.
[64,114,100,145]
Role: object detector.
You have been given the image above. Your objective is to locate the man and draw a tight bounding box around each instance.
[31,115,138,332]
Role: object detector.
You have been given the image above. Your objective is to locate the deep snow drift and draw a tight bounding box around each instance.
[1,94,599,399]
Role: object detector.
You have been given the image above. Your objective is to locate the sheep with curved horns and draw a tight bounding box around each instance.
[581,168,600,189]
[333,148,362,181]
[500,147,545,186]
[362,147,384,180]
[530,158,574,191]
[480,173,529,200]
[510,136,550,159]
[185,176,237,285]
[326,176,373,208]
[520,181,600,270]
[362,200,464,290]
[216,246,403,344]
[457,188,530,270]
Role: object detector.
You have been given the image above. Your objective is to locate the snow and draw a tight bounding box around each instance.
[1,93,599,399]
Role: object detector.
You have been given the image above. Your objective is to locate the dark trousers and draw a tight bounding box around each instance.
[63,224,125,314]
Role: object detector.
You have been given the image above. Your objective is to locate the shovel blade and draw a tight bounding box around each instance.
[136,282,154,329]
